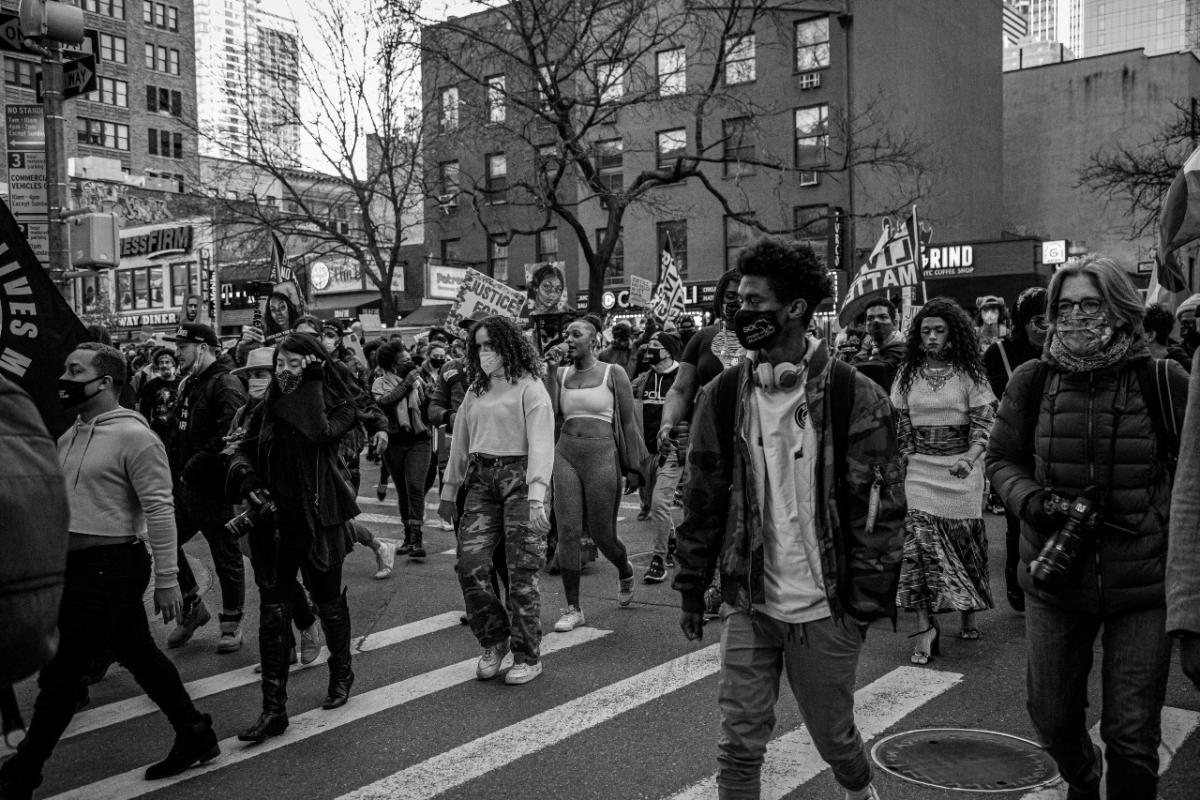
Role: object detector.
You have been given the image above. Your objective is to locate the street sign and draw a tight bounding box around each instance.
[0,13,22,52]
[16,220,48,260]
[62,54,96,99]
[6,150,47,215]
[4,104,44,150]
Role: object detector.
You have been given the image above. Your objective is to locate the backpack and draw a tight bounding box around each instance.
[1023,358,1180,475]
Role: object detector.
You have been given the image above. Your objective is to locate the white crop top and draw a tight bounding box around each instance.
[560,363,615,423]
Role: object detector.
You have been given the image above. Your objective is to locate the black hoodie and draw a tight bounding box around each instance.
[169,354,248,495]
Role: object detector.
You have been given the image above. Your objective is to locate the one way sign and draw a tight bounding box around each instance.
[35,54,97,101]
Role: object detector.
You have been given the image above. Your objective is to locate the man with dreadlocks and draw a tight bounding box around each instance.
[439,316,555,686]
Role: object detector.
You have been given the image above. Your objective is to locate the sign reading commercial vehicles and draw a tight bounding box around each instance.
[5,104,49,272]
[444,268,526,337]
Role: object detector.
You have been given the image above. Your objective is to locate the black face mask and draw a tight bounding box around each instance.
[58,376,104,408]
[428,357,446,369]
[1185,329,1200,350]
[732,308,784,350]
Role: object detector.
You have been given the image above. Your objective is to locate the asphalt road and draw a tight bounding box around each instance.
[9,459,1200,800]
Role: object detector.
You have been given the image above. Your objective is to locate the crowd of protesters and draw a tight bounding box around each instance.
[3,237,1200,800]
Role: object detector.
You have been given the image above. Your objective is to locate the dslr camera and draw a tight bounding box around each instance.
[1029,490,1102,593]
[225,488,277,539]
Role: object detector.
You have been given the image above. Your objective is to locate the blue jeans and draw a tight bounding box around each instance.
[1025,595,1171,797]
[717,609,872,799]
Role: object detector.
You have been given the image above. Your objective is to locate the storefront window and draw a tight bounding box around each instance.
[133,269,149,308]
[116,270,133,310]
[150,269,164,306]
[171,262,197,306]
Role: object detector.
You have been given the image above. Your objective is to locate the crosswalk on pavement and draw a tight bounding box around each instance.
[31,605,1200,800]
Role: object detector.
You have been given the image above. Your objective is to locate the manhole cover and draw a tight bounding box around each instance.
[871,728,1059,793]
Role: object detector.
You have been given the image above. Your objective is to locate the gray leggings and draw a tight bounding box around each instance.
[552,431,630,573]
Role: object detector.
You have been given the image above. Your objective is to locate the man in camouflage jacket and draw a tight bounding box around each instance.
[671,237,905,800]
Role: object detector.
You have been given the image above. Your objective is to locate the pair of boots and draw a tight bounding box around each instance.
[396,522,426,560]
[238,591,354,743]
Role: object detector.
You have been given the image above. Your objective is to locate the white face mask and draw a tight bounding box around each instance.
[248,377,270,399]
[982,309,999,326]
[479,351,504,377]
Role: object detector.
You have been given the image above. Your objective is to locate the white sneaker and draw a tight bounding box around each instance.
[553,606,586,632]
[373,541,395,580]
[618,576,636,607]
[299,620,323,665]
[476,640,511,680]
[504,661,543,685]
[845,783,881,800]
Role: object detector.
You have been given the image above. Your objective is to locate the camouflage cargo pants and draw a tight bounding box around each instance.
[456,456,547,664]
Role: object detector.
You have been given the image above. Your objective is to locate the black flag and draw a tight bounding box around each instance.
[0,197,88,437]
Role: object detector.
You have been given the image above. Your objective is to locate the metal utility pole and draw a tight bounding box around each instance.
[41,39,67,282]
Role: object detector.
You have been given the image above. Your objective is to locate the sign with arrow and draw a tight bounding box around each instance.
[62,53,96,99]
[0,12,24,52]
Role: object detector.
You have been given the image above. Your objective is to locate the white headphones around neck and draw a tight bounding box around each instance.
[752,360,803,392]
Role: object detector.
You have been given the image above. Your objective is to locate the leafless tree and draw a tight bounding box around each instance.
[190,2,425,324]
[409,0,930,311]
[1078,98,1199,238]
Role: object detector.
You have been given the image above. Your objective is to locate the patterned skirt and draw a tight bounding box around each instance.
[896,510,994,613]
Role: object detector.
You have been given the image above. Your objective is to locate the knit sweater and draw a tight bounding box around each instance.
[440,376,555,503]
[58,408,179,589]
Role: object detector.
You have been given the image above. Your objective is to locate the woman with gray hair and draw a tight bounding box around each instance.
[986,255,1188,799]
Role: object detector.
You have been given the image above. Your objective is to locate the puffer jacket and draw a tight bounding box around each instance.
[0,376,68,683]
[671,341,907,624]
[169,354,247,496]
[986,342,1189,614]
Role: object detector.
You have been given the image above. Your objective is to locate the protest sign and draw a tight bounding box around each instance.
[444,268,528,336]
[629,275,652,308]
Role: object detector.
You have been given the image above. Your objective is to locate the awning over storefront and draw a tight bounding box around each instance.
[396,302,452,328]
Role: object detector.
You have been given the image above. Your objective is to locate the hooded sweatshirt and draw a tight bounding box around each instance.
[58,407,179,589]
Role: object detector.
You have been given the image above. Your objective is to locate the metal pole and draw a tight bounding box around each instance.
[838,5,854,263]
[42,41,69,283]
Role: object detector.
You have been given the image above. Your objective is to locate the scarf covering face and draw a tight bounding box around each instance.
[276,369,303,395]
[1049,328,1131,372]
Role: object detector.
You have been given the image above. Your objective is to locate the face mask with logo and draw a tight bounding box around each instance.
[58,376,104,408]
[248,377,271,399]
[732,308,784,350]
[981,309,1000,326]
[479,351,505,377]
[1056,314,1114,357]
[275,369,303,395]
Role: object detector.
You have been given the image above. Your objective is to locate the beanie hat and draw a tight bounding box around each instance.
[651,332,682,361]
[1176,293,1200,319]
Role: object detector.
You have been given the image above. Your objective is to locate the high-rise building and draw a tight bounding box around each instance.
[193,0,299,165]
[1015,0,1198,59]
[1004,1,1031,44]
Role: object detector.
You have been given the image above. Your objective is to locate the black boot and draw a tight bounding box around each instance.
[238,603,291,742]
[407,523,426,561]
[318,589,354,710]
[396,527,413,556]
[144,712,219,779]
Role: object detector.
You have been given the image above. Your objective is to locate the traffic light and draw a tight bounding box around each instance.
[69,212,118,269]
[18,0,83,43]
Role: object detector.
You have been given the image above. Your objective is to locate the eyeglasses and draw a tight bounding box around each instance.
[1055,298,1104,317]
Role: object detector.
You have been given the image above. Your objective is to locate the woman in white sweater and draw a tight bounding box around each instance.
[439,316,555,686]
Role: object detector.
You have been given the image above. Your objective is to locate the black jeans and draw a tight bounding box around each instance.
[175,486,245,613]
[0,543,200,782]
[382,438,432,526]
[248,507,343,607]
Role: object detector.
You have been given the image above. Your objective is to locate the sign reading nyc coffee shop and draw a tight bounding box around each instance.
[119,225,193,259]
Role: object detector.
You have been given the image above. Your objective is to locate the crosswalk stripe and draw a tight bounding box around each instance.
[337,643,722,800]
[1019,705,1200,799]
[357,512,403,525]
[61,611,464,741]
[664,665,963,800]
[46,627,610,800]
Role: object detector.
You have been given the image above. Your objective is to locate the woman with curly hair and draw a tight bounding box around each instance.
[891,297,996,664]
[438,316,554,685]
[550,313,650,633]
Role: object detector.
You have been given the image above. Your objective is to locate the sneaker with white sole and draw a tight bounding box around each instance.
[373,542,395,579]
[299,619,323,665]
[476,641,512,680]
[643,555,666,584]
[553,606,586,632]
[618,576,636,607]
[504,661,543,685]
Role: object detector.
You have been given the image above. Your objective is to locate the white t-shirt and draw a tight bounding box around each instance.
[748,352,829,623]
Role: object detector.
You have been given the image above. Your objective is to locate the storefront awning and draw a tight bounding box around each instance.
[396,303,452,328]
